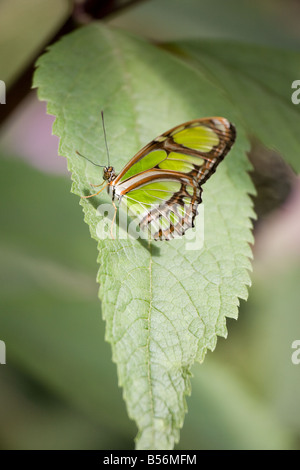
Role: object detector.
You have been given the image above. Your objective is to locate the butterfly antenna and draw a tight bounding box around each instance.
[101,110,110,167]
[75,150,105,168]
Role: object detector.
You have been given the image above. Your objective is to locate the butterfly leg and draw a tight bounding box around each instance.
[89,181,106,188]
[81,183,109,198]
[110,201,117,240]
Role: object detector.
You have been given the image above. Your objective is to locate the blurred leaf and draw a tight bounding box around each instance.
[171,40,300,172]
[0,0,70,86]
[34,23,255,449]
[108,0,300,49]
[0,369,128,450]
[180,360,293,450]
[0,157,135,445]
[243,264,300,434]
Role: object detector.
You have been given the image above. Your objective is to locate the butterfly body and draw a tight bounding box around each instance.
[83,117,236,240]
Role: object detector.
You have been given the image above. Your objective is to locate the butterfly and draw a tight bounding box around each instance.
[77,113,236,240]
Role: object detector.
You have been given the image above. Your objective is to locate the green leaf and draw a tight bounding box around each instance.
[170,39,300,172]
[33,23,254,449]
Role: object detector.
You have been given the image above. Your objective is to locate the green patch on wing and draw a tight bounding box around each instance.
[124,180,181,205]
[120,149,166,182]
[121,179,185,234]
[170,211,180,225]
[173,125,219,151]
[158,159,194,173]
[167,152,204,166]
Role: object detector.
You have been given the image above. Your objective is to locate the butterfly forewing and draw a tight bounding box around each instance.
[111,117,236,240]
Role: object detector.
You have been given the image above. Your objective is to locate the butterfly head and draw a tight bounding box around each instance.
[103,166,116,182]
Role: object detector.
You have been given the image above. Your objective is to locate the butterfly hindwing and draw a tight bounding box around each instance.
[111,117,236,240]
[118,170,202,239]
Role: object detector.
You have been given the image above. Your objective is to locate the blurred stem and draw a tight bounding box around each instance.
[1,0,147,126]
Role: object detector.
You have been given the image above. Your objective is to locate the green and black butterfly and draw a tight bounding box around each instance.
[77,115,236,240]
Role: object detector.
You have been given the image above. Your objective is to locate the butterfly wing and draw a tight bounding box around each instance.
[111,117,236,240]
[115,169,202,239]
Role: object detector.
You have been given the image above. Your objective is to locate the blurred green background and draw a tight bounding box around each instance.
[0,0,300,449]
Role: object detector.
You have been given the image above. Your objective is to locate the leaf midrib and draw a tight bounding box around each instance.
[102,27,158,444]
[146,247,155,445]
